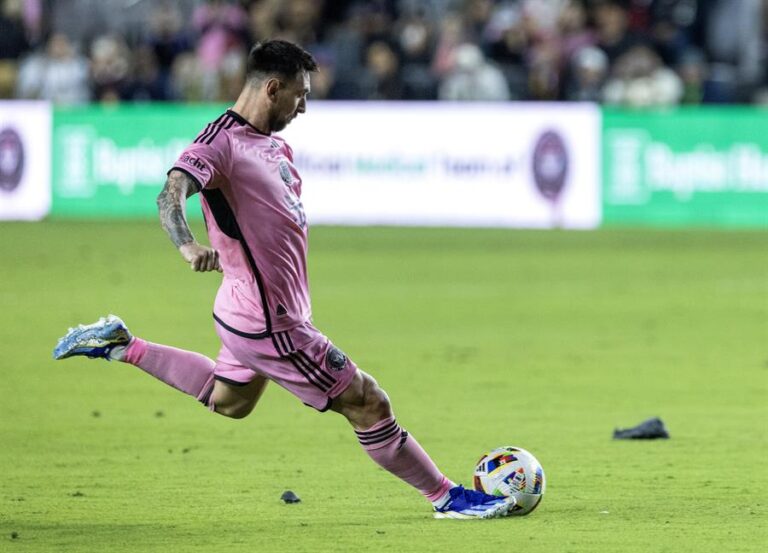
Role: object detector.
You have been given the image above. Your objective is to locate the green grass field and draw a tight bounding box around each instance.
[1,221,766,552]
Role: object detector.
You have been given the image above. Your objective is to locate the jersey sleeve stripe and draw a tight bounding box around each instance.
[203,114,236,145]
[194,113,226,144]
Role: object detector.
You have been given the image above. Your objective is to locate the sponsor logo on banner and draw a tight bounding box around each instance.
[0,127,24,193]
[0,101,51,221]
[603,110,768,227]
[531,130,568,203]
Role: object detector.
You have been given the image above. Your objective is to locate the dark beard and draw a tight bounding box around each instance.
[269,113,289,133]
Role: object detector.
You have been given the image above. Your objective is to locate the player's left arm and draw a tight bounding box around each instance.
[157,169,221,272]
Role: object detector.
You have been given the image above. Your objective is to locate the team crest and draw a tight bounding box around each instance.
[326,347,347,371]
[279,160,293,185]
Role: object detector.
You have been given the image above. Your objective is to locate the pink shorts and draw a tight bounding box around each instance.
[212,320,358,411]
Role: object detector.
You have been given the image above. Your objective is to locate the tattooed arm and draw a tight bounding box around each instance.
[157,170,221,272]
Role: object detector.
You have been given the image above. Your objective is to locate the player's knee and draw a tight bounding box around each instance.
[361,374,392,420]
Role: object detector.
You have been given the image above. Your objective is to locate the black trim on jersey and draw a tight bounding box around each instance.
[167,166,203,192]
[213,374,250,387]
[304,397,333,413]
[194,114,225,144]
[226,109,270,135]
[213,312,270,339]
[198,386,213,406]
[201,188,274,336]
[205,114,237,145]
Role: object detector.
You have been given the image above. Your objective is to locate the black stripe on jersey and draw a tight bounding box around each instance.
[213,312,270,339]
[213,374,250,387]
[200,189,272,335]
[203,114,236,145]
[288,354,331,392]
[304,397,333,413]
[291,352,335,389]
[194,114,226,144]
[226,109,269,135]
[296,350,337,385]
[194,123,213,144]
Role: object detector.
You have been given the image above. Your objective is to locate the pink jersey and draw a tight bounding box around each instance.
[170,109,310,337]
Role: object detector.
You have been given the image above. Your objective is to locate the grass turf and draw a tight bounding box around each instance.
[1,221,766,552]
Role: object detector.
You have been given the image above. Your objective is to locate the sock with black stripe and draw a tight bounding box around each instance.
[355,416,454,503]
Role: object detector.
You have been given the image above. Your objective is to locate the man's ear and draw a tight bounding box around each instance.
[265,78,282,101]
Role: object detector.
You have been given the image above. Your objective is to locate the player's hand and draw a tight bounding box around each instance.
[179,242,222,272]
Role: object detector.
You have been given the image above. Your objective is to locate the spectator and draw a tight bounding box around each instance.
[675,46,708,104]
[0,0,31,98]
[16,32,89,104]
[145,3,192,85]
[90,34,131,102]
[603,43,683,107]
[439,42,511,101]
[558,0,596,64]
[247,0,280,43]
[593,0,648,63]
[275,0,323,46]
[484,4,529,99]
[648,0,698,67]
[121,45,171,101]
[192,0,248,72]
[397,11,438,99]
[698,0,763,102]
[360,40,403,100]
[564,45,608,102]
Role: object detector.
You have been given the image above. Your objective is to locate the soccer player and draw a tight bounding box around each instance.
[53,40,513,520]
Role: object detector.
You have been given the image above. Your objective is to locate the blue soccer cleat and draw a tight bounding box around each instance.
[53,315,132,360]
[433,485,515,520]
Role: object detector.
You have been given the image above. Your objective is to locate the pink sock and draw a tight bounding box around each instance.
[122,338,215,408]
[356,416,454,502]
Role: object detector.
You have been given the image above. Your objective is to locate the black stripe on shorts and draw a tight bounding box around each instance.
[290,352,335,390]
[296,351,336,386]
[287,353,332,392]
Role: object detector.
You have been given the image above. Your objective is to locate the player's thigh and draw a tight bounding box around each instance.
[212,376,269,418]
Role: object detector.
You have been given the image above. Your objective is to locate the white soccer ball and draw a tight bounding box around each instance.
[473,446,546,516]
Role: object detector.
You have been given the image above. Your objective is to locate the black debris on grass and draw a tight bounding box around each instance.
[281,490,301,504]
[613,417,670,440]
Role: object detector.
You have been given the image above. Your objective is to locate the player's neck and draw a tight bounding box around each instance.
[232,89,271,135]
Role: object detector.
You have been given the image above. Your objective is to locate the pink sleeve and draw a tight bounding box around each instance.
[169,131,232,190]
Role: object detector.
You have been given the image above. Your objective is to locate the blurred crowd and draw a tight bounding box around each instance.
[1,0,767,107]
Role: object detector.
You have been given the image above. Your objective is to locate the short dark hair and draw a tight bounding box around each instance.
[246,40,318,82]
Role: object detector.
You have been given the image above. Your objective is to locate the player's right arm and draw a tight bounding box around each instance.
[157,170,221,272]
